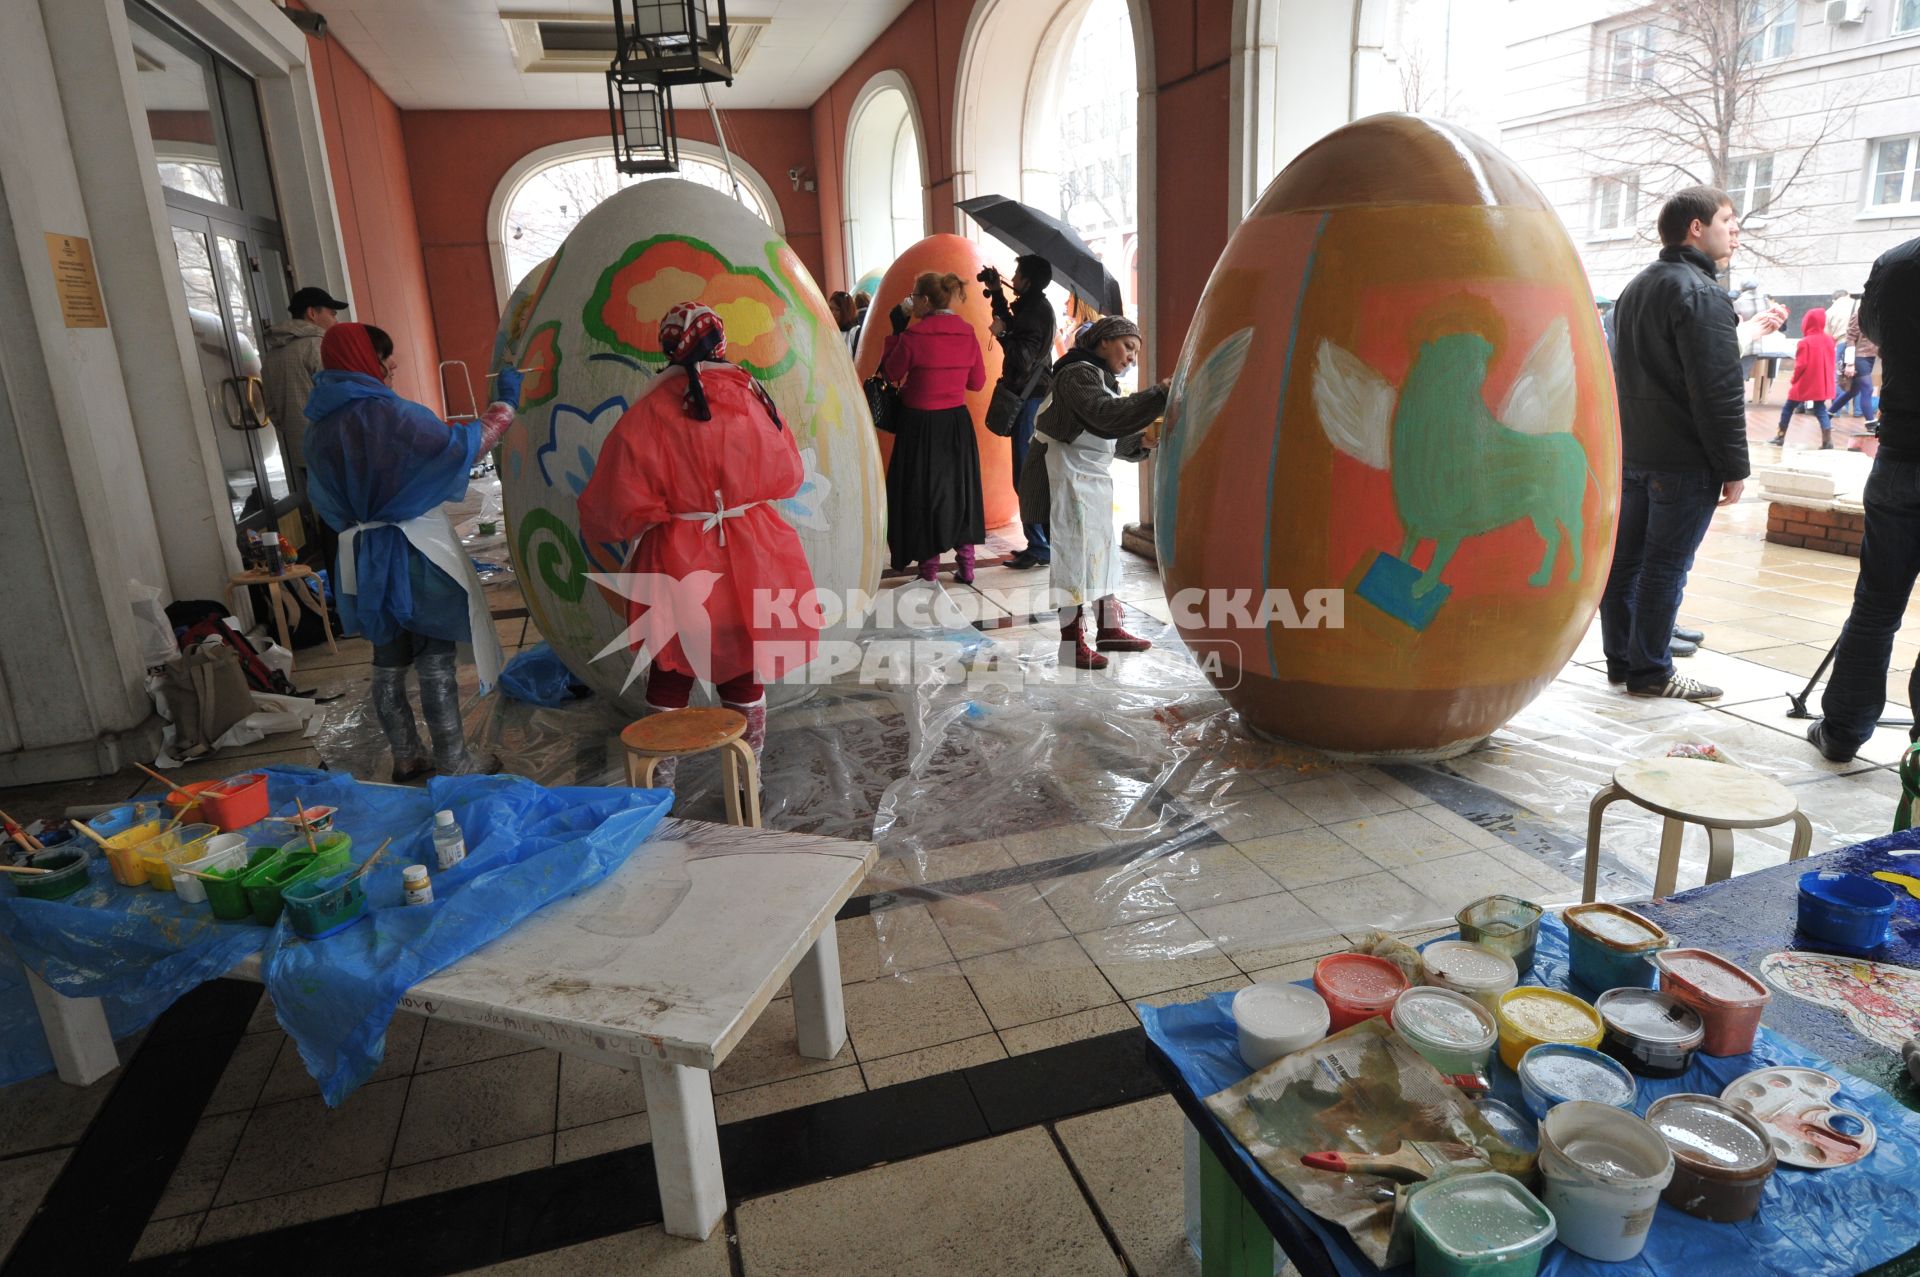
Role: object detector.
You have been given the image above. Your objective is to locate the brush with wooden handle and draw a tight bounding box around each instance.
[1300,1141,1487,1183]
[133,762,199,800]
[0,808,45,853]
[0,863,53,876]
[68,821,114,849]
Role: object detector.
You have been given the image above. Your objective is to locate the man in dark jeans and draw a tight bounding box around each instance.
[986,255,1058,570]
[1601,187,1760,700]
[1809,235,1920,761]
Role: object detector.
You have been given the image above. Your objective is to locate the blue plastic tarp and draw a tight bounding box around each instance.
[0,768,669,1103]
[498,642,589,707]
[1140,912,1920,1277]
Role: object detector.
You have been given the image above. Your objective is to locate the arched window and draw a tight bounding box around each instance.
[844,75,927,283]
[489,139,782,301]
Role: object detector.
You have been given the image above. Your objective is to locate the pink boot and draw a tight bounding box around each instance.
[953,543,976,585]
[1060,608,1109,670]
[918,558,939,582]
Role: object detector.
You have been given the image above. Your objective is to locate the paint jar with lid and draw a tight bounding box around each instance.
[1796,871,1896,955]
[1595,988,1704,1077]
[1496,987,1603,1070]
[1405,1171,1556,1277]
[1313,953,1408,1032]
[1649,948,1771,1056]
[1456,895,1544,974]
[1474,1097,1539,1182]
[1645,1093,1777,1223]
[1563,903,1670,991]
[1516,1043,1636,1119]
[1394,986,1498,1076]
[403,864,434,906]
[1420,940,1518,1016]
[1536,1102,1673,1262]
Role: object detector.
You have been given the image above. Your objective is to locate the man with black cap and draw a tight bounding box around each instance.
[986,254,1057,569]
[262,285,348,492]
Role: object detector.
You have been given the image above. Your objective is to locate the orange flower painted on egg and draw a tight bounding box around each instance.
[585,235,794,380]
[520,321,561,408]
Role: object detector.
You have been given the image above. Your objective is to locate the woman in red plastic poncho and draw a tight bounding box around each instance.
[578,304,821,778]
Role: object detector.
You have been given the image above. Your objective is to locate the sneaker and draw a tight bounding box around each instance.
[1672,625,1704,644]
[1627,675,1722,701]
[1806,720,1859,764]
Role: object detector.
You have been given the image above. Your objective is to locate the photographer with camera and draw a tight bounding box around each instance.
[982,255,1058,570]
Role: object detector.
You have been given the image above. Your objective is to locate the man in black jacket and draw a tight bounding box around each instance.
[987,255,1058,570]
[1808,235,1920,761]
[1600,186,1753,701]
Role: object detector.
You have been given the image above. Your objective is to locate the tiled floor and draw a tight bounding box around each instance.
[3,466,1914,1274]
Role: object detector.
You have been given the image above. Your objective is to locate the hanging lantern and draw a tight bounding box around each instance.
[615,0,734,86]
[606,66,678,174]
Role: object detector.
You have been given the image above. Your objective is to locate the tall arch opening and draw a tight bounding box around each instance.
[843,73,927,285]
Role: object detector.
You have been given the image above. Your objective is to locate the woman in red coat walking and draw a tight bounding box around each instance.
[881,271,987,582]
[1774,307,1837,449]
[578,303,821,773]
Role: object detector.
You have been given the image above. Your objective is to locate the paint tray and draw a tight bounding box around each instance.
[281,870,369,941]
[204,846,282,920]
[102,818,166,887]
[199,773,270,832]
[136,823,218,892]
[243,849,316,925]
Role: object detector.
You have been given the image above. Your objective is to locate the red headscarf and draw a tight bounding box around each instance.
[320,322,387,381]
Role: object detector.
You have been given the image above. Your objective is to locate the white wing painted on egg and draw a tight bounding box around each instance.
[1312,340,1396,470]
[1497,317,1576,436]
[1172,327,1255,455]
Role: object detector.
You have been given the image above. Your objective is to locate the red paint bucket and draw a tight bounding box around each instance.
[1314,953,1409,1032]
[1650,949,1771,1056]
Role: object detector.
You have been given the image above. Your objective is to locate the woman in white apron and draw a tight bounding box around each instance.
[304,323,516,779]
[1033,316,1169,669]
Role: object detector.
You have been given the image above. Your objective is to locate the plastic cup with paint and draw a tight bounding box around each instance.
[1645,1093,1776,1223]
[1231,982,1330,1071]
[1536,1101,1674,1263]
[1392,986,1497,1076]
[1421,940,1518,1017]
[1456,894,1544,974]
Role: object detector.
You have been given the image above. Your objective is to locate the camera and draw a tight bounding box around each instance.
[976,266,1001,287]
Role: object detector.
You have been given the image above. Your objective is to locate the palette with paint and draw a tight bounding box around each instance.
[1719,1066,1877,1168]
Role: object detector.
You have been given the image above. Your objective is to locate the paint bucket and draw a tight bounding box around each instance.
[1313,954,1409,1032]
[1536,1102,1674,1262]
[1516,1044,1636,1120]
[1456,895,1544,974]
[87,803,158,841]
[1649,949,1771,1056]
[1231,981,1329,1070]
[204,845,280,921]
[281,870,369,940]
[1393,986,1498,1076]
[136,823,218,892]
[102,818,166,887]
[1796,871,1895,955]
[200,773,270,833]
[1475,1098,1540,1182]
[1645,1093,1776,1223]
[1421,940,1519,1017]
[11,849,92,902]
[1405,1171,1556,1277]
[1496,987,1604,1070]
[1595,988,1704,1078]
[1563,903,1670,991]
[164,780,223,823]
[242,848,316,925]
[171,834,251,906]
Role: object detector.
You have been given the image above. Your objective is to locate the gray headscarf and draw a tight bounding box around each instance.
[1076,315,1142,351]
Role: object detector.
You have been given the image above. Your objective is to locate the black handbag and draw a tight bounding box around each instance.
[864,373,901,433]
[985,356,1048,438]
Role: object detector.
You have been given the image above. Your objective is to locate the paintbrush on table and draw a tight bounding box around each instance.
[346,837,393,883]
[0,863,53,876]
[0,809,45,854]
[1300,1141,1489,1184]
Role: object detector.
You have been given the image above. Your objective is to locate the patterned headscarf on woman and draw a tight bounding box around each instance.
[657,301,785,430]
[1075,315,1142,352]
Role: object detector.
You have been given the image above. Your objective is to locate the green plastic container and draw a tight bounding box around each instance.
[242,849,314,925]
[204,846,281,921]
[12,849,92,902]
[281,870,368,940]
[1407,1171,1556,1277]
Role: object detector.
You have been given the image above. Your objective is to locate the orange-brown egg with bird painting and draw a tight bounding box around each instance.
[1155,114,1621,758]
[853,234,1016,529]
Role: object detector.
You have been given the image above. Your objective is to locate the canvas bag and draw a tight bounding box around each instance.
[984,355,1048,438]
[155,641,255,758]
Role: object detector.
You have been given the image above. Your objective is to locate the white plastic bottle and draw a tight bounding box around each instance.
[431,809,466,871]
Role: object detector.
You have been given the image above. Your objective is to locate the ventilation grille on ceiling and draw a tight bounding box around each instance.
[501,11,765,74]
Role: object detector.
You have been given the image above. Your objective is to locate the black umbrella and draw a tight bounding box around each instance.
[956,194,1126,316]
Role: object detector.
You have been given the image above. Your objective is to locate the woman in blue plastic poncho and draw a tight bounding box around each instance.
[304,323,519,780]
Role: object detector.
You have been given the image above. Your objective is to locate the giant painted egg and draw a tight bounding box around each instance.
[495,179,885,711]
[1155,115,1620,758]
[852,234,1016,529]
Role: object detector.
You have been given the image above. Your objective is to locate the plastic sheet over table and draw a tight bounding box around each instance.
[0,769,670,1099]
[1142,912,1920,1277]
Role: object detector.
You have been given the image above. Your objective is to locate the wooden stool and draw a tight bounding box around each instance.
[225,564,336,655]
[620,707,762,828]
[1584,756,1812,901]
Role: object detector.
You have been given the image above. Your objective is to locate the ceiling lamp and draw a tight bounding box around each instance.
[615,0,735,87]
[606,65,679,174]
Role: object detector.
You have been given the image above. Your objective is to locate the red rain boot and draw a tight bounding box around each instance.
[1095,598,1152,652]
[1060,609,1108,670]
[953,543,976,585]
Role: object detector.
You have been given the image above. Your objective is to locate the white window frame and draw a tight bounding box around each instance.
[1741,0,1795,65]
[1897,0,1920,35]
[1590,174,1640,239]
[1726,154,1774,221]
[1864,133,1920,216]
[1604,22,1659,93]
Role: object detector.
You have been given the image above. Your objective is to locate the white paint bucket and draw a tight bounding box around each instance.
[1231,982,1329,1071]
[1537,1101,1674,1262]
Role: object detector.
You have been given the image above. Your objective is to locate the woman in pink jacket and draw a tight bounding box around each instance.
[881,271,987,582]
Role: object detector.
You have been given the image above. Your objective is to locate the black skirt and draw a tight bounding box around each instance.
[887,404,986,568]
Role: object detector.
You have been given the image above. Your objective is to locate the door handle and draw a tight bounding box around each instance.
[221,376,270,430]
